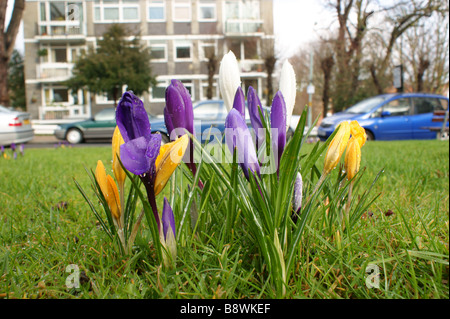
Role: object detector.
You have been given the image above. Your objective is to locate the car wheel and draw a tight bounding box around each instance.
[66,128,83,144]
[365,129,374,141]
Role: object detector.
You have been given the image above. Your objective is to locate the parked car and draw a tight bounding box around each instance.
[317,93,449,141]
[54,108,161,144]
[0,105,34,146]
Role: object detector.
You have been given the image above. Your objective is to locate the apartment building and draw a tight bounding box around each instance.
[22,0,275,120]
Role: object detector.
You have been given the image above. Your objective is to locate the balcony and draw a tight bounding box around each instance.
[36,21,86,43]
[239,60,264,73]
[224,19,264,37]
[37,63,74,83]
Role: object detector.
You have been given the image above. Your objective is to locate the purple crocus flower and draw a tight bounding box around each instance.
[270,91,287,171]
[162,197,176,241]
[10,143,16,152]
[1,145,4,155]
[232,86,245,119]
[164,79,194,139]
[225,109,260,180]
[116,91,162,228]
[19,144,24,156]
[164,80,202,188]
[247,86,265,148]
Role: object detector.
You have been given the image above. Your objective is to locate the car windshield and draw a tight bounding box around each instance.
[345,96,387,114]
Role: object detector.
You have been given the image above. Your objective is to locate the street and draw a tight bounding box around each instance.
[24,135,111,149]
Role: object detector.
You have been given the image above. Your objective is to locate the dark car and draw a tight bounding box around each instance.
[54,108,164,144]
[317,93,449,141]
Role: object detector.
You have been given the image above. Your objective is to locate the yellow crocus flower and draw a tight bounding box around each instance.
[344,137,361,180]
[112,126,126,188]
[154,134,189,196]
[350,120,366,147]
[95,160,121,221]
[323,121,351,175]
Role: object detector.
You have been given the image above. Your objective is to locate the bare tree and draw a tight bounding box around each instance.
[0,0,25,106]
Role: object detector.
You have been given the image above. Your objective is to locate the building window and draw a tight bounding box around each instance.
[149,41,167,62]
[151,79,194,101]
[198,1,216,21]
[44,86,70,105]
[94,0,140,22]
[38,1,84,36]
[224,0,261,33]
[173,0,191,22]
[174,42,192,61]
[199,41,216,61]
[148,0,165,21]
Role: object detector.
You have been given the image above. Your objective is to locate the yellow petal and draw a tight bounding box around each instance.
[112,126,126,187]
[350,120,366,147]
[344,137,361,180]
[106,175,121,220]
[323,121,351,175]
[154,134,189,196]
[95,160,109,198]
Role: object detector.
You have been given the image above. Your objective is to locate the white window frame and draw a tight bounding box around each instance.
[150,79,195,102]
[147,0,166,22]
[148,41,168,62]
[172,0,191,22]
[174,42,193,62]
[94,0,140,23]
[150,80,169,102]
[42,85,73,106]
[198,1,217,22]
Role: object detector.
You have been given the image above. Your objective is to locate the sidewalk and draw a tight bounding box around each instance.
[30,135,59,144]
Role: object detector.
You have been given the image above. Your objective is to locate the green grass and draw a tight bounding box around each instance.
[0,140,448,299]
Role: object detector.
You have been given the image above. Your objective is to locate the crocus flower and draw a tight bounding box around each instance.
[323,121,351,176]
[270,91,287,171]
[292,172,303,215]
[219,51,241,112]
[19,144,24,156]
[232,86,246,118]
[1,145,4,155]
[164,80,199,182]
[95,160,121,222]
[154,134,189,196]
[161,197,177,267]
[112,126,126,190]
[344,136,361,181]
[279,60,296,132]
[10,143,16,152]
[117,91,188,231]
[164,79,194,139]
[247,86,265,148]
[225,109,260,180]
[350,120,367,148]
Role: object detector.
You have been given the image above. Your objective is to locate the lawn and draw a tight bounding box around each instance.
[0,139,448,299]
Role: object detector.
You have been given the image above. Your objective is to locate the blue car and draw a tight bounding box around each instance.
[317,93,449,141]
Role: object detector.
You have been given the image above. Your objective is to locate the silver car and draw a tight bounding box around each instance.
[0,105,34,146]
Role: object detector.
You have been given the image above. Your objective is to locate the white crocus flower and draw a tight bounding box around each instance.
[279,60,296,132]
[219,51,241,112]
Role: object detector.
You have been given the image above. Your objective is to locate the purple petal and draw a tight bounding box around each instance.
[120,134,161,176]
[162,197,176,241]
[116,91,151,143]
[165,83,186,133]
[232,86,245,119]
[247,86,265,145]
[164,107,175,139]
[225,109,260,180]
[270,91,287,166]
